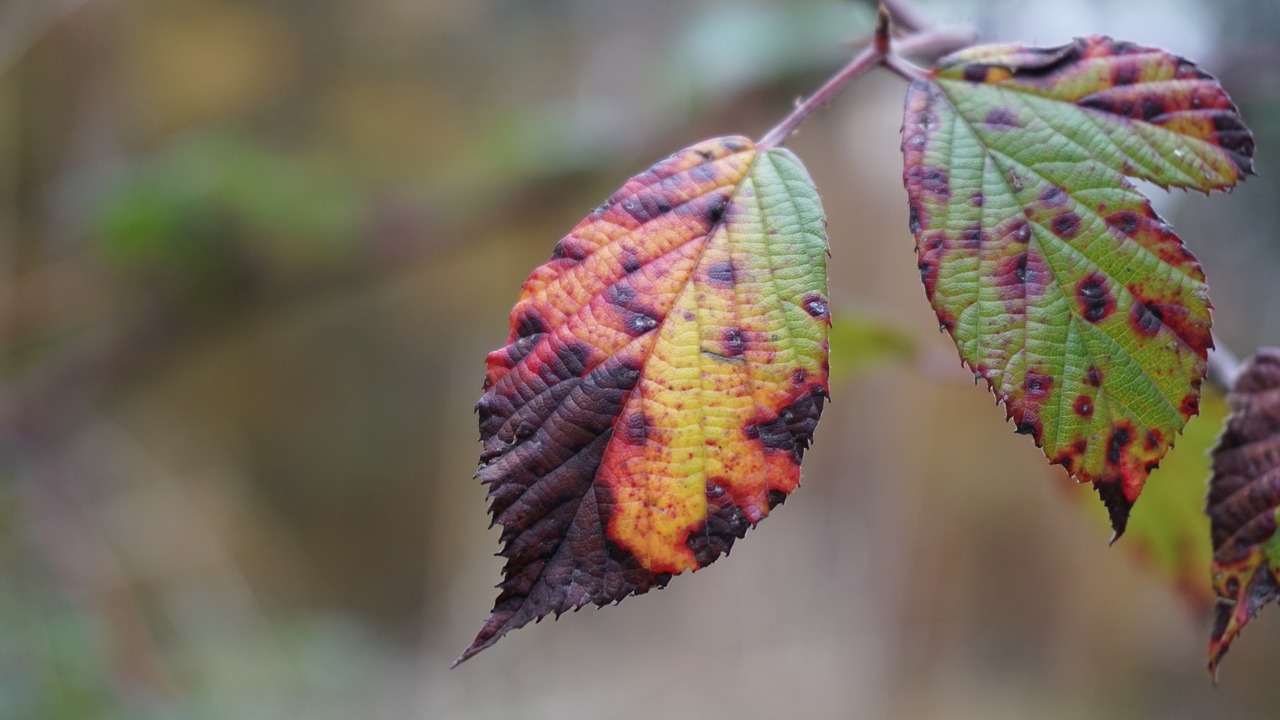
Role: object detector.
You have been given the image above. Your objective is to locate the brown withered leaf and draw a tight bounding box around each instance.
[1206,348,1280,677]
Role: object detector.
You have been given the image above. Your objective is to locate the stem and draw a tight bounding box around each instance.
[757,44,884,151]
[880,52,929,82]
[757,26,973,151]
[1207,332,1244,393]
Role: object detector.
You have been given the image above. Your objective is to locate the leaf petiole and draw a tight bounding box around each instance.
[757,17,970,150]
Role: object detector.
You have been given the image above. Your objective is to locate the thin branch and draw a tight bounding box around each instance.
[757,24,971,150]
[881,52,929,82]
[757,45,884,150]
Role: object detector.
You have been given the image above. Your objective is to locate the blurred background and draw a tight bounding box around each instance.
[2,0,1280,717]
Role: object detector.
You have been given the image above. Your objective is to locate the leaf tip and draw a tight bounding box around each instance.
[1096,481,1132,542]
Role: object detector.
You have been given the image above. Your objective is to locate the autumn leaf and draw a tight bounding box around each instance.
[1206,349,1280,676]
[457,136,830,665]
[901,36,1254,537]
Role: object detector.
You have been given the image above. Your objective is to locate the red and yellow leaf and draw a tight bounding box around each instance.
[901,36,1254,536]
[457,136,830,665]
[1207,349,1280,676]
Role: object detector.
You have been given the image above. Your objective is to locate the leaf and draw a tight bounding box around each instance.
[1206,349,1280,676]
[901,36,1254,537]
[457,136,830,665]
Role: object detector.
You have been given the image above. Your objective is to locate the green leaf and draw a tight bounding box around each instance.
[901,36,1254,537]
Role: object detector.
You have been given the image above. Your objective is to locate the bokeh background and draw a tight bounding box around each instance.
[3,0,1280,718]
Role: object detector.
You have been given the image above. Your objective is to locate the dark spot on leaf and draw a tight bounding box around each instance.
[1010,220,1031,243]
[623,412,649,445]
[963,64,989,83]
[695,149,714,160]
[1085,366,1102,387]
[791,368,807,385]
[970,191,984,207]
[1181,393,1200,416]
[1107,426,1133,465]
[962,224,985,249]
[707,196,727,224]
[1144,429,1163,451]
[908,204,922,234]
[1025,371,1052,400]
[906,164,950,199]
[1113,61,1140,86]
[1139,97,1165,123]
[722,328,744,357]
[1039,184,1068,207]
[1210,112,1256,170]
[516,312,546,338]
[707,261,736,286]
[918,259,936,297]
[625,311,659,336]
[1010,40,1083,78]
[690,163,717,182]
[1076,274,1115,322]
[1175,59,1213,80]
[1073,395,1094,418]
[1130,300,1163,337]
[767,489,788,509]
[723,139,749,153]
[1051,212,1081,238]
[1110,211,1140,235]
[608,281,637,307]
[554,237,589,261]
[622,251,642,274]
[803,294,829,319]
[1109,39,1140,55]
[1015,418,1041,437]
[984,107,1019,128]
[1013,253,1030,284]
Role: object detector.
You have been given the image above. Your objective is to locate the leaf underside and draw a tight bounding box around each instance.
[1206,349,1280,676]
[901,35,1254,537]
[458,136,830,665]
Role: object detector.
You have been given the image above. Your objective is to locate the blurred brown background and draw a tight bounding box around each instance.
[3,0,1280,718]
